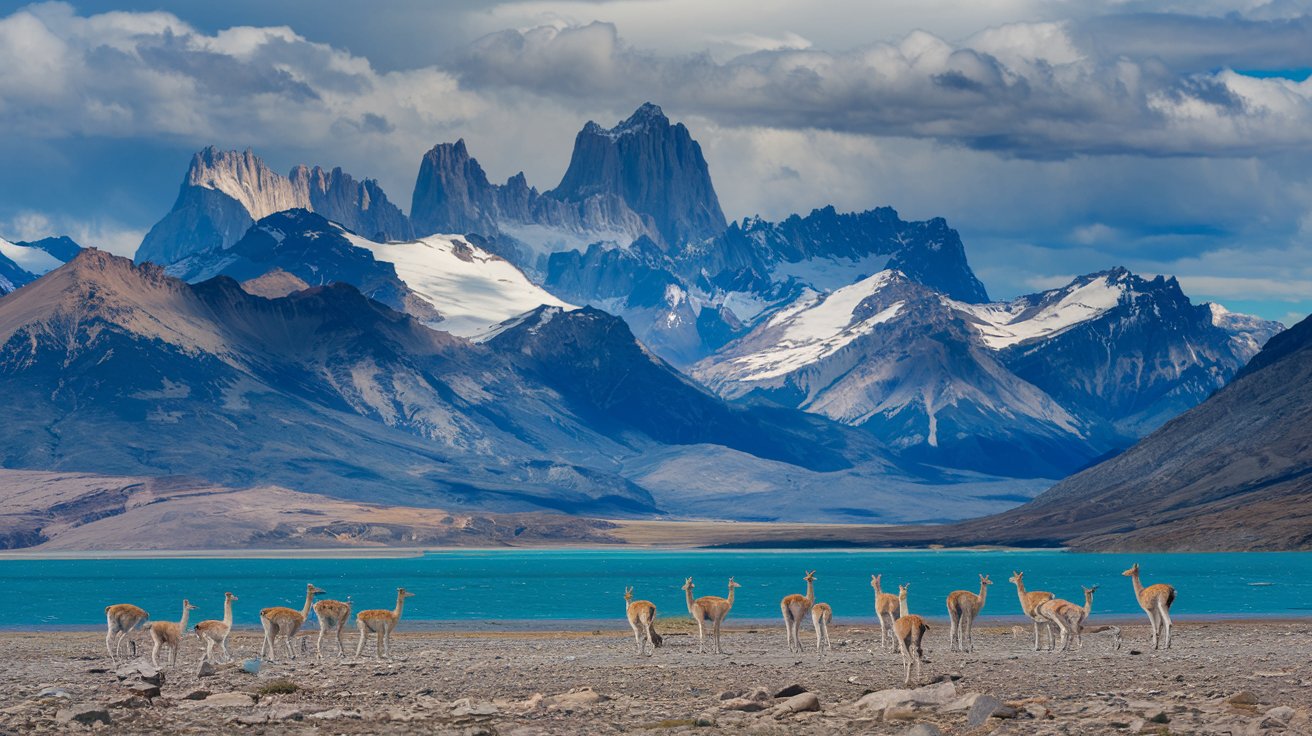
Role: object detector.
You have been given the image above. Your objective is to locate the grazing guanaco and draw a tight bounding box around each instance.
[355,587,414,659]
[947,574,991,653]
[780,570,817,653]
[1008,570,1055,651]
[105,603,149,662]
[260,583,324,661]
[870,573,902,651]
[623,586,663,655]
[811,602,833,656]
[1123,563,1176,649]
[892,583,929,685]
[193,592,238,663]
[1038,585,1122,652]
[148,599,197,669]
[683,577,739,655]
[313,596,353,660]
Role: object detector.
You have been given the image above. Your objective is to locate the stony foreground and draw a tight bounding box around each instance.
[0,620,1308,734]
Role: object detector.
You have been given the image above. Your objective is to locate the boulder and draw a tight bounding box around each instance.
[197,660,217,678]
[115,663,164,686]
[1228,691,1259,706]
[967,695,1005,728]
[1264,705,1295,723]
[55,704,111,726]
[904,725,943,736]
[181,692,256,708]
[451,698,499,717]
[774,684,808,698]
[182,689,212,701]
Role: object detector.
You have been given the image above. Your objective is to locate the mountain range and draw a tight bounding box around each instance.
[0,101,1295,546]
[0,248,1047,524]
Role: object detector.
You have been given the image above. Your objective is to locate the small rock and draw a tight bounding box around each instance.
[695,711,717,727]
[1263,706,1295,723]
[722,697,768,712]
[773,692,820,717]
[967,694,1005,728]
[182,692,256,708]
[233,713,269,725]
[450,698,499,717]
[55,705,111,726]
[125,682,160,699]
[241,658,262,675]
[718,690,742,701]
[182,689,211,701]
[197,660,217,678]
[774,684,808,698]
[1145,709,1170,724]
[266,705,304,721]
[36,687,72,699]
[106,695,149,710]
[1026,704,1052,720]
[884,707,918,721]
[942,693,982,713]
[306,708,363,720]
[1228,691,1259,706]
[993,705,1019,719]
[904,725,943,736]
[542,687,606,711]
[115,663,164,686]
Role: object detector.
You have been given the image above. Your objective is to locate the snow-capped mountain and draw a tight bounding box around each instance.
[136,147,411,265]
[694,270,1106,477]
[170,209,570,339]
[695,266,1280,476]
[2,249,1033,523]
[982,268,1283,436]
[0,236,82,294]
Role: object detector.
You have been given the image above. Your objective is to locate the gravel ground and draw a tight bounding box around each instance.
[0,619,1308,734]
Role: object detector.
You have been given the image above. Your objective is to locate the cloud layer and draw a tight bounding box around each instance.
[0,1,1310,322]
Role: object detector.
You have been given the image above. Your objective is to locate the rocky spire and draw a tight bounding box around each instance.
[548,103,727,248]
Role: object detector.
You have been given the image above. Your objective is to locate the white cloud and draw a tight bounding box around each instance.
[1,210,145,257]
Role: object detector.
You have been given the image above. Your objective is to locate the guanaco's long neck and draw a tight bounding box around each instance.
[804,579,815,604]
[1083,592,1094,615]
[726,585,736,608]
[685,587,695,612]
[393,592,406,620]
[1014,580,1028,610]
[178,605,191,630]
[300,590,315,620]
[222,598,234,628]
[1130,572,1145,598]
[898,594,908,617]
[978,583,988,607]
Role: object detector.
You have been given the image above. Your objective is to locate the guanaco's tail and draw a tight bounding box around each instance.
[647,616,663,648]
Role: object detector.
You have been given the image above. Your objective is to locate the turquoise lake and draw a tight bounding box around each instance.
[3,549,1309,628]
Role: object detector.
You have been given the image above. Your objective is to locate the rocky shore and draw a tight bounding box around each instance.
[1,620,1307,734]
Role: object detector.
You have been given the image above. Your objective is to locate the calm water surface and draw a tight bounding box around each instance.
[2,549,1308,628]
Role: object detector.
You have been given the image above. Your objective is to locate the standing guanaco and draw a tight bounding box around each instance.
[105,603,149,662]
[624,586,663,655]
[194,592,238,663]
[1123,563,1176,649]
[355,588,414,660]
[683,577,739,655]
[871,573,902,651]
[946,574,991,653]
[1008,571,1055,651]
[780,571,817,653]
[893,583,929,685]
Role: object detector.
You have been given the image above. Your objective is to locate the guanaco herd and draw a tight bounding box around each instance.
[104,585,415,668]
[627,564,1176,685]
[104,563,1177,684]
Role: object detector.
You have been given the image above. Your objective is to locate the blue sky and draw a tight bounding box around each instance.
[1,1,1311,323]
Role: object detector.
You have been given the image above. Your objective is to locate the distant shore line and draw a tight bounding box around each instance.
[0,545,1076,560]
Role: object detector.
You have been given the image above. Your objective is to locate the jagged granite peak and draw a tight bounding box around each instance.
[409,139,504,236]
[289,164,413,242]
[550,103,727,248]
[409,138,659,264]
[137,147,411,265]
[683,205,990,304]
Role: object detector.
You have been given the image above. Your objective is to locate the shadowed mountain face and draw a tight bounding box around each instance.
[0,250,908,518]
[931,311,1312,550]
[548,103,727,248]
